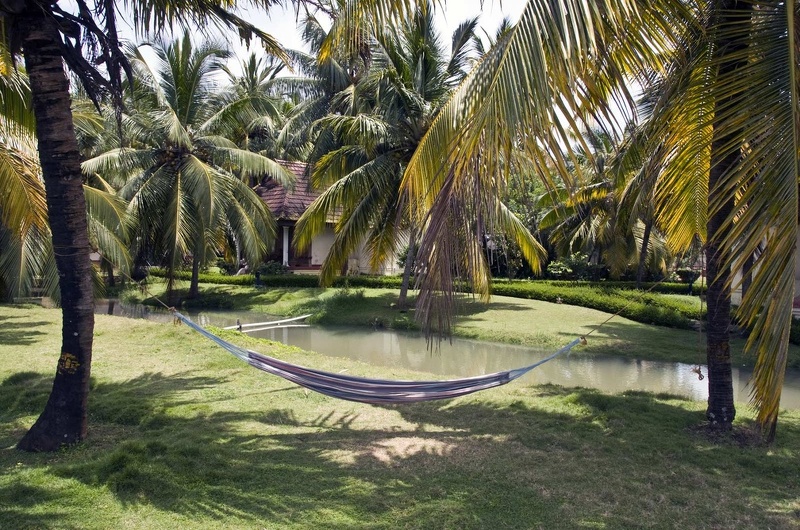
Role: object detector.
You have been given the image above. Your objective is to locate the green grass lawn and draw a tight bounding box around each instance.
[125,281,800,369]
[2,304,799,529]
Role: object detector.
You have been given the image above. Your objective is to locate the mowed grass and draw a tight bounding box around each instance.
[2,304,800,529]
[126,281,800,368]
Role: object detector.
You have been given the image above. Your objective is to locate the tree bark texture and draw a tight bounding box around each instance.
[704,0,751,430]
[636,218,653,289]
[17,9,95,451]
[398,228,417,310]
[190,253,201,298]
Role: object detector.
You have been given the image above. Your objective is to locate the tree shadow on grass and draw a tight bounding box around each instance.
[0,372,54,422]
[0,313,49,346]
[0,483,78,530]
[454,296,542,317]
[1,371,798,529]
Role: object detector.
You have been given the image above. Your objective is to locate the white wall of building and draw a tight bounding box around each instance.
[309,225,405,276]
[311,227,336,266]
[352,232,407,276]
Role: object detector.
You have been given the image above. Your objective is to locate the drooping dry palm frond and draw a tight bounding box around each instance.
[318,0,423,64]
[404,0,798,438]
[404,0,693,330]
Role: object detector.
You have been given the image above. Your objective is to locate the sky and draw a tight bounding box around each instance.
[229,1,528,69]
[96,1,528,75]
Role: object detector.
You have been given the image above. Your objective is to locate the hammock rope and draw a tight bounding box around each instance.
[173,311,585,404]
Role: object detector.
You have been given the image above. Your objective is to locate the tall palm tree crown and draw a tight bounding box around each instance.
[83,34,295,298]
[296,3,511,286]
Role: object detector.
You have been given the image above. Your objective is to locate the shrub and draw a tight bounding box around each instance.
[257,261,289,275]
[546,253,607,281]
[148,268,256,286]
[143,268,736,336]
[215,258,236,275]
[491,280,701,329]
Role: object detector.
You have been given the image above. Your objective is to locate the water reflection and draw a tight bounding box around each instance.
[97,301,800,409]
[251,325,800,409]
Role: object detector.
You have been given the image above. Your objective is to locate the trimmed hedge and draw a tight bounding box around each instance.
[147,268,404,289]
[499,279,707,296]
[491,280,700,329]
[144,268,800,345]
[147,268,702,329]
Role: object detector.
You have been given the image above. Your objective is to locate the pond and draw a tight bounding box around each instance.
[99,300,800,409]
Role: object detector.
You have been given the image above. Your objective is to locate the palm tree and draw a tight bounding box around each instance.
[296,3,543,311]
[219,53,292,161]
[0,0,290,452]
[83,34,294,300]
[402,0,796,439]
[539,128,670,281]
[297,2,472,282]
[263,10,368,161]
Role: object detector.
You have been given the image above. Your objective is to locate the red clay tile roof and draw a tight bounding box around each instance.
[254,160,318,221]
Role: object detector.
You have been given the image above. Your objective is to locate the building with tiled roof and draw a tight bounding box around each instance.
[255,161,317,221]
[254,160,403,276]
[254,161,318,270]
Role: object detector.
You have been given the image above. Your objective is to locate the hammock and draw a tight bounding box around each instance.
[174,312,584,404]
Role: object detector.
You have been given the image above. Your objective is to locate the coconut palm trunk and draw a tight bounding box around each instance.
[16,13,95,451]
[705,178,735,429]
[635,217,653,289]
[190,253,201,299]
[398,228,417,309]
[704,0,753,430]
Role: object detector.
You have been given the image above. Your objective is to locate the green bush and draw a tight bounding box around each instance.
[257,261,289,275]
[332,275,403,289]
[491,280,701,329]
[545,252,607,280]
[143,268,719,334]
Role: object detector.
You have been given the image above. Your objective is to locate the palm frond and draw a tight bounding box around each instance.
[403,0,693,321]
[0,124,47,235]
[319,0,418,63]
[225,177,276,263]
[84,185,132,275]
[180,155,222,231]
[81,148,158,179]
[494,201,547,275]
[200,93,281,138]
[208,146,296,187]
[125,1,289,63]
[0,222,49,300]
[313,114,391,153]
[318,179,393,285]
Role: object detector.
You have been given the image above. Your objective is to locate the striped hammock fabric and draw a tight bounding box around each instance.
[174,312,584,404]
